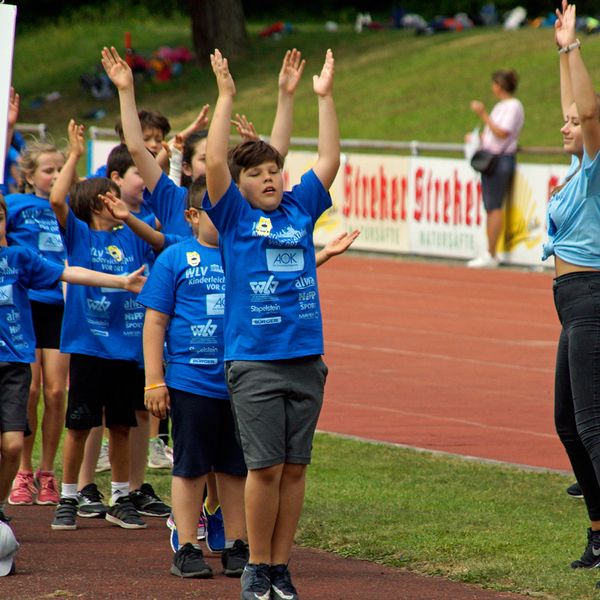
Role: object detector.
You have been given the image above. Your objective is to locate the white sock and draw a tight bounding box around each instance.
[111,481,129,503]
[61,483,78,499]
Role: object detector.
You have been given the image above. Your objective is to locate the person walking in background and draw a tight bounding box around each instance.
[467,69,524,268]
[543,1,600,585]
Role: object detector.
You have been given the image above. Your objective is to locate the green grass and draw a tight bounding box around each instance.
[13,15,600,156]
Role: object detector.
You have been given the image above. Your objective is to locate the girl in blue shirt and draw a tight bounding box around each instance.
[545,2,600,579]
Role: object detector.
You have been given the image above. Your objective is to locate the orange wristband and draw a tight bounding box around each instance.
[144,382,167,392]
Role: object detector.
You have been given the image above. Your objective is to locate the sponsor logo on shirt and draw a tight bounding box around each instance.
[254,217,272,237]
[294,275,315,290]
[38,232,64,252]
[6,309,20,323]
[0,259,18,276]
[186,251,201,267]
[190,319,218,337]
[86,296,111,313]
[266,249,304,272]
[249,275,279,296]
[189,358,219,365]
[206,293,225,316]
[107,245,123,262]
[251,316,282,326]
[0,285,14,306]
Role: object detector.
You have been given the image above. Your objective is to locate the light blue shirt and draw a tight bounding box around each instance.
[543,150,600,267]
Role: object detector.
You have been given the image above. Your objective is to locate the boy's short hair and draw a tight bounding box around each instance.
[70,177,120,225]
[186,175,207,210]
[114,110,171,141]
[106,143,135,178]
[227,141,284,183]
[0,194,6,217]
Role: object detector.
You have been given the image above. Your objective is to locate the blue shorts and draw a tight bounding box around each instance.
[481,154,516,212]
[169,387,247,478]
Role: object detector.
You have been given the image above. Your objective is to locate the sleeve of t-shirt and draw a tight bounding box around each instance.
[286,169,333,224]
[582,148,600,195]
[492,100,524,135]
[162,234,184,249]
[136,252,176,316]
[202,179,245,233]
[61,209,91,266]
[145,172,187,229]
[20,250,64,290]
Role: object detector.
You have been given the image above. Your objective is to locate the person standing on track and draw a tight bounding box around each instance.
[544,1,600,581]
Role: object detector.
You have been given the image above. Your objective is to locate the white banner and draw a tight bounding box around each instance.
[0,4,18,185]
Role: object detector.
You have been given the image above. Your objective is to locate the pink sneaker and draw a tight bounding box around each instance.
[8,471,36,505]
[35,470,60,505]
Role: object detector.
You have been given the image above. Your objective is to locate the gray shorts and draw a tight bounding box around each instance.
[225,356,328,470]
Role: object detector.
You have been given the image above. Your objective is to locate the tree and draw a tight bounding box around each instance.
[189,0,248,67]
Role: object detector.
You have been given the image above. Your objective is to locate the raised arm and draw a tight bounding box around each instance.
[206,49,235,205]
[143,308,171,420]
[6,87,19,159]
[101,190,165,252]
[312,49,340,190]
[315,229,360,267]
[470,100,510,139]
[556,3,600,158]
[49,119,84,229]
[101,47,163,192]
[61,264,146,293]
[556,0,574,116]
[269,49,305,157]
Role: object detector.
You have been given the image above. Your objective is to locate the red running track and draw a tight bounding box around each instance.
[317,255,568,471]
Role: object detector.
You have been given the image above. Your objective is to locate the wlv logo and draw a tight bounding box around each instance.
[249,275,279,295]
[87,296,111,312]
[190,319,217,337]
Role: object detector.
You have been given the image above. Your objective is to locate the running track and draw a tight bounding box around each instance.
[316,255,567,471]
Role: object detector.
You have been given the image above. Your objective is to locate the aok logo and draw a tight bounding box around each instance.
[87,296,111,312]
[0,285,13,305]
[206,294,225,316]
[294,276,315,290]
[266,249,304,272]
[190,320,218,337]
[249,275,279,295]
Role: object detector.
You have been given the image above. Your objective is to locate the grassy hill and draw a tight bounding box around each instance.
[12,11,600,155]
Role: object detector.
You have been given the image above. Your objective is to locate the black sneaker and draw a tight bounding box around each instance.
[221,539,249,577]
[129,482,171,517]
[567,482,584,499]
[571,528,600,568]
[51,497,78,530]
[105,495,147,529]
[170,542,213,578]
[77,483,108,518]
[270,563,299,600]
[241,563,271,600]
[0,508,11,523]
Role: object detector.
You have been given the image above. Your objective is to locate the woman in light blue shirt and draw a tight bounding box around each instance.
[546,2,600,578]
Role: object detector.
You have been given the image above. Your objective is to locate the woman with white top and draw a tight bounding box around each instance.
[468,70,524,268]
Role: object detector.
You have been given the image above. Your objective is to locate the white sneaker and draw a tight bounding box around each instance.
[95,439,110,473]
[147,437,174,469]
[467,252,499,269]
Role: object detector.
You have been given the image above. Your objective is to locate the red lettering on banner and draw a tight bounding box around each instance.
[370,175,377,219]
[380,167,388,220]
[401,177,407,220]
[362,175,369,218]
[433,179,441,223]
[476,181,482,226]
[443,179,451,224]
[342,164,352,217]
[453,172,462,225]
[414,167,424,222]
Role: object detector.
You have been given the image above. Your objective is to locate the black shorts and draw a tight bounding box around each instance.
[30,300,64,350]
[66,354,142,430]
[169,387,247,478]
[0,362,32,432]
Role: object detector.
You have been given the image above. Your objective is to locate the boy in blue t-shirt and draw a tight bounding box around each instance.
[0,194,145,528]
[49,120,154,532]
[204,49,340,600]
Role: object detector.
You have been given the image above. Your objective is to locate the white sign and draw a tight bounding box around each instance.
[0,4,18,185]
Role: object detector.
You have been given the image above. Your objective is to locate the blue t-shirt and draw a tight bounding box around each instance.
[146,172,192,237]
[203,169,332,361]
[5,193,66,305]
[137,237,227,399]
[543,150,600,267]
[0,246,64,363]
[59,210,150,363]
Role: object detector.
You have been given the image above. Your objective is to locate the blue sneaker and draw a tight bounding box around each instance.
[167,512,208,552]
[203,501,226,552]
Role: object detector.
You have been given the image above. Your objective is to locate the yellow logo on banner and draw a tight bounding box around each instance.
[107,245,123,262]
[255,217,272,237]
[186,251,201,267]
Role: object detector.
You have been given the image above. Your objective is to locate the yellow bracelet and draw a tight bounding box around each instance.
[144,382,167,392]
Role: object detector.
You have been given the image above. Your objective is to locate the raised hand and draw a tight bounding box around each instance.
[324,229,360,257]
[100,190,129,221]
[555,1,577,49]
[7,87,19,128]
[123,265,147,293]
[470,100,485,117]
[313,49,335,97]
[101,46,134,91]
[210,49,236,97]
[231,113,258,142]
[67,119,85,158]
[179,104,210,140]
[279,49,306,96]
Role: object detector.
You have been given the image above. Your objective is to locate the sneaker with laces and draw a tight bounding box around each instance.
[167,512,206,552]
[270,563,299,600]
[8,471,36,506]
[95,439,110,473]
[221,539,249,577]
[567,482,584,499]
[571,528,600,568]
[51,497,78,530]
[105,495,147,529]
[241,563,271,600]
[34,470,60,505]
[130,482,171,517]
[204,501,226,552]
[77,483,108,518]
[171,542,213,578]
[197,514,207,541]
[467,251,499,269]
[147,437,174,469]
